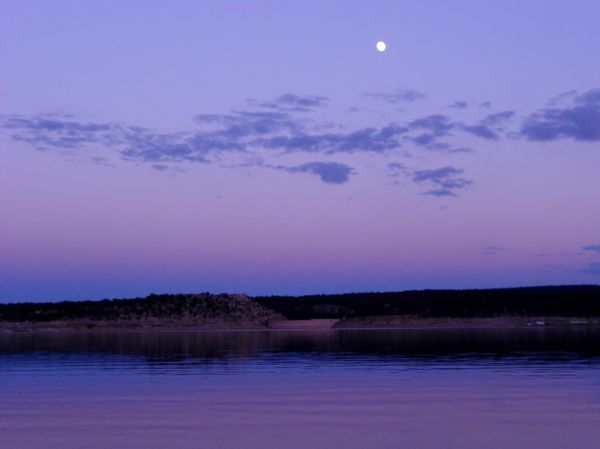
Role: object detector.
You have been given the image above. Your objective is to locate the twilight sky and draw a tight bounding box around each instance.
[1,0,600,301]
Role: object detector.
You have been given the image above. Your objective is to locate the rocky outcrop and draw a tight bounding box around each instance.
[0,293,283,330]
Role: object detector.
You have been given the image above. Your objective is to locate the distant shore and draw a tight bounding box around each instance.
[334,315,600,329]
[0,319,270,333]
[2,286,599,333]
[2,316,600,333]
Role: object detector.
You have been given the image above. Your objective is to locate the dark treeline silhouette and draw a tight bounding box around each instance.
[0,293,277,323]
[1,285,599,323]
[254,285,600,319]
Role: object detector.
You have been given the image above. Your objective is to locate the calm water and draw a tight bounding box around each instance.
[1,328,600,449]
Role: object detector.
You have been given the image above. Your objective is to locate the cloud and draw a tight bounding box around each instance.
[8,90,600,172]
[0,93,502,195]
[582,244,600,253]
[547,90,577,107]
[520,89,600,141]
[150,164,185,174]
[258,124,407,154]
[388,163,473,197]
[90,156,116,168]
[0,93,515,166]
[387,162,407,170]
[422,188,458,197]
[411,166,473,197]
[1,113,255,168]
[387,162,411,183]
[276,161,355,184]
[462,124,499,140]
[406,114,455,148]
[0,113,129,151]
[0,114,220,165]
[579,262,600,276]
[0,110,365,186]
[404,114,475,152]
[449,101,468,109]
[194,110,301,137]
[484,246,503,256]
[480,111,516,126]
[409,114,454,134]
[0,108,409,172]
[120,131,216,164]
[363,89,426,104]
[461,111,516,141]
[248,94,329,112]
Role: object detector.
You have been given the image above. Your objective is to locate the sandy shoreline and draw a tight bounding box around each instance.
[2,316,600,333]
[334,315,600,329]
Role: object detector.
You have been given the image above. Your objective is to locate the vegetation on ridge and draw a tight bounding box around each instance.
[1,286,599,326]
[254,285,600,319]
[0,293,280,326]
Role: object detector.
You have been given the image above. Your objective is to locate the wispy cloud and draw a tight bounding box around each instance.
[520,89,600,141]
[547,90,578,107]
[484,246,503,256]
[258,124,407,154]
[406,114,454,148]
[480,111,516,127]
[388,163,473,197]
[0,113,129,151]
[4,89,598,191]
[582,244,600,253]
[411,166,473,197]
[461,124,499,140]
[403,114,475,152]
[0,93,515,164]
[194,110,301,137]
[461,111,515,141]
[90,156,116,168]
[247,93,329,112]
[0,102,484,195]
[449,101,468,109]
[363,89,426,104]
[0,105,384,185]
[275,161,355,184]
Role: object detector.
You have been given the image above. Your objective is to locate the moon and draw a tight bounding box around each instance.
[376,41,386,52]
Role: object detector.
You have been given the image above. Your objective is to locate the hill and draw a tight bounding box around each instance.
[1,285,600,331]
[0,293,281,330]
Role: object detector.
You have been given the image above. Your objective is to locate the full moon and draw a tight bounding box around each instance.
[376,41,386,52]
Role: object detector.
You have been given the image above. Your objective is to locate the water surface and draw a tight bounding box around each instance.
[2,329,600,448]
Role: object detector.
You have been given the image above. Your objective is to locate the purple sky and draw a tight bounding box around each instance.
[1,1,600,301]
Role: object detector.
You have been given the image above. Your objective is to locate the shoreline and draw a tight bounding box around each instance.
[2,316,600,333]
[334,315,600,329]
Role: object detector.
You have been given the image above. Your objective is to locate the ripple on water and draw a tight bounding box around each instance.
[2,329,600,449]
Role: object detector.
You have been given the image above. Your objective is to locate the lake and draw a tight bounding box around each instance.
[2,328,600,448]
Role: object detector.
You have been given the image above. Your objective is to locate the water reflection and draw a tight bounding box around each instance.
[2,329,600,449]
[2,328,600,364]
